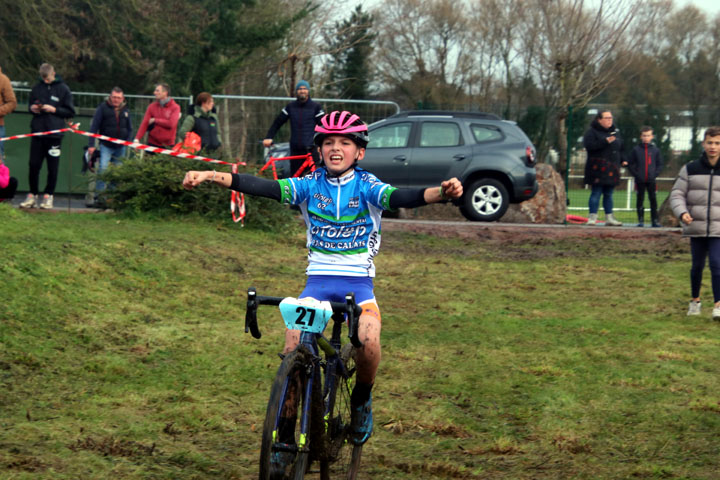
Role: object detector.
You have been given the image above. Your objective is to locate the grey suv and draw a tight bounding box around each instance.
[362,111,538,221]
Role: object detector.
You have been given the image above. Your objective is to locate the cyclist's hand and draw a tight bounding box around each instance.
[441,178,463,199]
[262,139,273,148]
[183,170,210,189]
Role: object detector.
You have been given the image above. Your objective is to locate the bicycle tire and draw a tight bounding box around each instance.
[319,343,363,480]
[259,347,311,480]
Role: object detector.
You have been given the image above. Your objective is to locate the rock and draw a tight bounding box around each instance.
[658,195,679,227]
[501,163,567,224]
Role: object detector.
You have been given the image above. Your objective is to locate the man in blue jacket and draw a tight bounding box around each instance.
[87,87,133,203]
[20,63,75,209]
[263,80,324,177]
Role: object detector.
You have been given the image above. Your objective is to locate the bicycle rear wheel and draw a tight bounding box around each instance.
[320,343,363,480]
[259,347,313,480]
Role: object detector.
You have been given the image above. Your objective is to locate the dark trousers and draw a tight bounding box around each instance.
[0,176,18,199]
[690,237,720,302]
[29,136,63,195]
[636,181,658,222]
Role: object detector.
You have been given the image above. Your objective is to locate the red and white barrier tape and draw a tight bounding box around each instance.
[1,124,247,224]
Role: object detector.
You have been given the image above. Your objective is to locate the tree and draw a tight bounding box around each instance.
[371,0,476,108]
[0,0,300,94]
[324,5,376,99]
[527,0,664,176]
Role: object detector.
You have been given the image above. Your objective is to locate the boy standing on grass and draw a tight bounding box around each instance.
[628,126,663,227]
[670,126,720,319]
[183,110,462,458]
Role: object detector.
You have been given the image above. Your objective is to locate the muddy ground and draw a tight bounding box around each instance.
[382,202,688,260]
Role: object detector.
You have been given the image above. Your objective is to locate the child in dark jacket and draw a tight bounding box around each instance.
[628,126,663,227]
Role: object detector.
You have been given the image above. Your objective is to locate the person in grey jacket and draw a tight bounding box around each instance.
[670,126,720,319]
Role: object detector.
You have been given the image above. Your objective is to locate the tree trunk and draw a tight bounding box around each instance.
[556,110,568,179]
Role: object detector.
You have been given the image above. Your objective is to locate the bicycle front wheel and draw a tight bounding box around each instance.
[320,343,363,480]
[259,347,313,480]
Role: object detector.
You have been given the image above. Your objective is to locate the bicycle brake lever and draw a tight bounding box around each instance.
[245,287,262,339]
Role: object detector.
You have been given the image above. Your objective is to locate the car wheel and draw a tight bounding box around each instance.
[459,178,509,222]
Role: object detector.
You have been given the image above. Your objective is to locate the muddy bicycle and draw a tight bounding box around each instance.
[245,287,365,480]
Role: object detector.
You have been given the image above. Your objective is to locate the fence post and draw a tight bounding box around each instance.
[565,105,572,223]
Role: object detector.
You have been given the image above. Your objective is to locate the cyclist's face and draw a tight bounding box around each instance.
[321,135,365,176]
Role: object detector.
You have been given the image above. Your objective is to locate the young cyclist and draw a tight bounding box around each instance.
[183,110,463,446]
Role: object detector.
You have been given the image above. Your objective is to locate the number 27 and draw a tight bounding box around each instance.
[295,307,316,327]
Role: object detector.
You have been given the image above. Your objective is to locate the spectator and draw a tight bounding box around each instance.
[263,80,324,177]
[628,126,663,227]
[134,83,181,149]
[19,63,75,209]
[177,92,221,154]
[0,155,18,202]
[670,126,720,319]
[88,87,133,204]
[583,109,625,226]
[0,64,17,159]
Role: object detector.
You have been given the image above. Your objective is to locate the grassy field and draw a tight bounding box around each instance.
[2,204,720,479]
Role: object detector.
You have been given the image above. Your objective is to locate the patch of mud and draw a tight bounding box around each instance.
[382,219,687,261]
[69,436,157,458]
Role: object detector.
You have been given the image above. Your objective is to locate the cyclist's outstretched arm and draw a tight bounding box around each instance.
[183,171,281,201]
[388,177,463,209]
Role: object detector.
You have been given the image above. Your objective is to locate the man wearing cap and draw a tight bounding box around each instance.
[263,80,324,177]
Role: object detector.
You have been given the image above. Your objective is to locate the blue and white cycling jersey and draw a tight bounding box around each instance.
[278,168,396,277]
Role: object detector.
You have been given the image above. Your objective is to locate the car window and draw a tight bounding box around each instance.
[471,124,504,143]
[419,122,462,147]
[367,122,412,148]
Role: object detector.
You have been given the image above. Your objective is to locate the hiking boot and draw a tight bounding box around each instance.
[19,193,38,208]
[687,300,701,316]
[605,214,622,226]
[350,394,373,445]
[586,213,598,225]
[39,194,54,209]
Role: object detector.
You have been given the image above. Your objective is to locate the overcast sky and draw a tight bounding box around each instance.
[675,0,720,15]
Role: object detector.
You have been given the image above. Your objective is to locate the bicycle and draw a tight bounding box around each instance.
[245,287,366,480]
[260,144,316,179]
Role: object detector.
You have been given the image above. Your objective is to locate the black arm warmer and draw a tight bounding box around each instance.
[388,188,428,209]
[230,173,282,201]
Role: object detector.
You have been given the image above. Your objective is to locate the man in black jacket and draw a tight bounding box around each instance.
[628,126,663,227]
[19,63,75,209]
[87,87,133,203]
[263,80,324,177]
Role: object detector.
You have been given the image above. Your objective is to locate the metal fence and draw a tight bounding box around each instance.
[13,88,399,162]
[567,174,675,218]
[563,105,710,221]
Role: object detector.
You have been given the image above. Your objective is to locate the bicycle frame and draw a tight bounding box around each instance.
[258,152,315,180]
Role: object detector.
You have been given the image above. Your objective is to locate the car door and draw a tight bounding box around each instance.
[361,121,414,186]
[406,120,472,188]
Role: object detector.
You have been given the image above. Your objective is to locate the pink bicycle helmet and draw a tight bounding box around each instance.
[313,111,370,148]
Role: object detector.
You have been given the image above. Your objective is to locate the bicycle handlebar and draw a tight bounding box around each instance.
[245,287,364,348]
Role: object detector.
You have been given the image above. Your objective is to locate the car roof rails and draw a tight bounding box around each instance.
[391,110,502,120]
